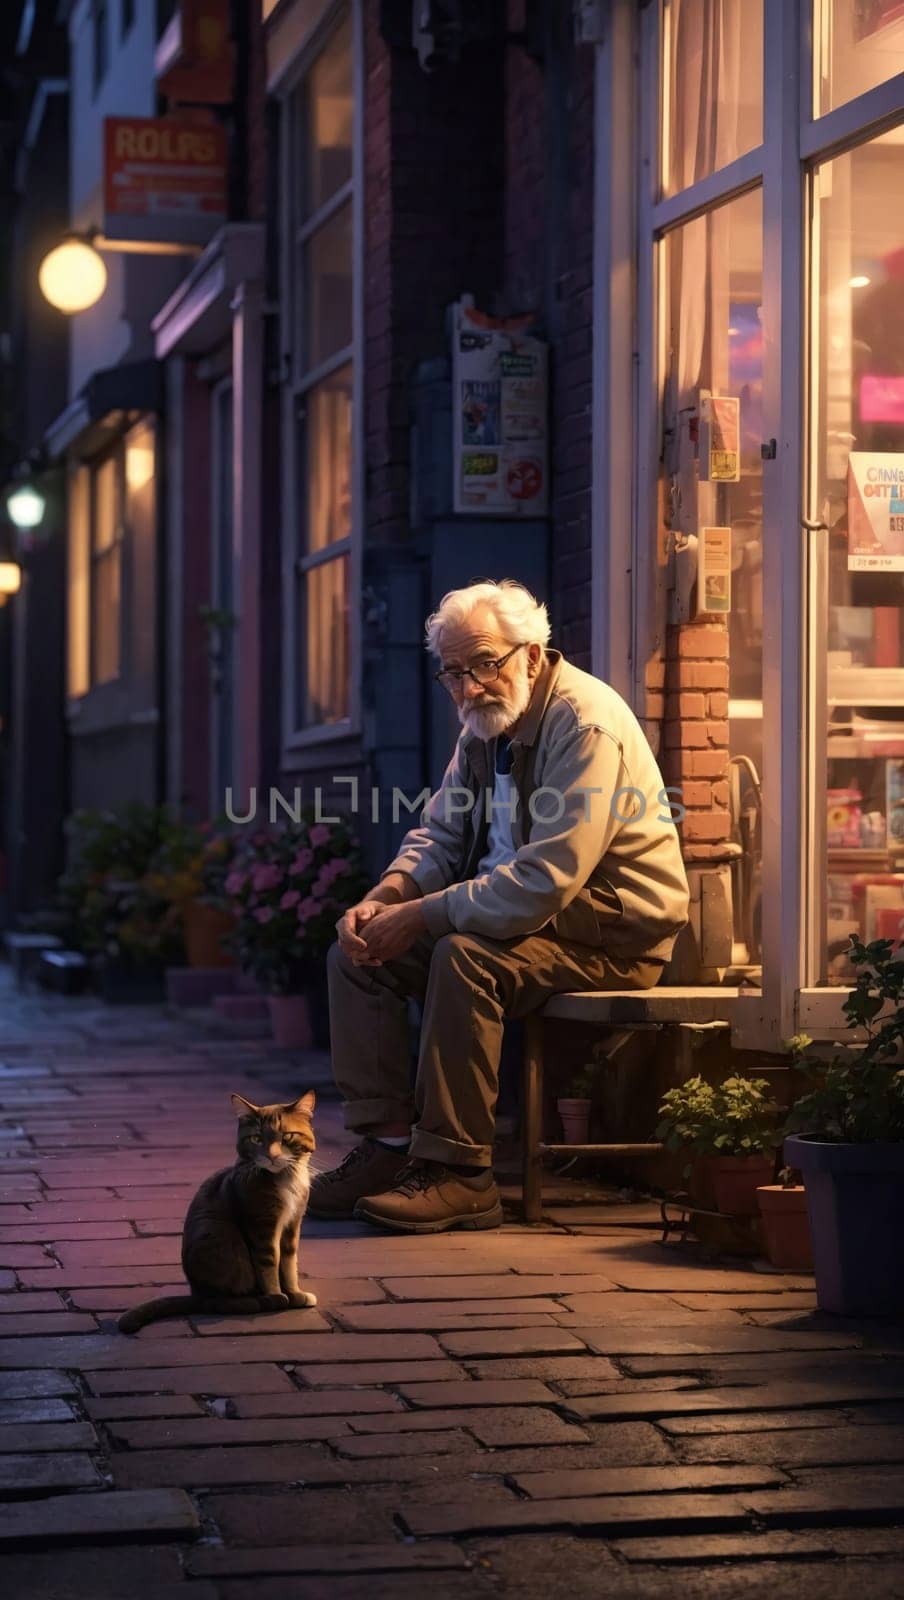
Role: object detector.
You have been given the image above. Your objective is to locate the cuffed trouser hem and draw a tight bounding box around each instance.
[342,1097,416,1133]
[408,1128,493,1168]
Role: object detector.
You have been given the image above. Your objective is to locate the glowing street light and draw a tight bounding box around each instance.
[0,563,22,595]
[38,238,108,314]
[5,484,46,530]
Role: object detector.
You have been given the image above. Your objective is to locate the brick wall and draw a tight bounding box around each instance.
[502,3,595,668]
[660,620,731,861]
[363,8,505,547]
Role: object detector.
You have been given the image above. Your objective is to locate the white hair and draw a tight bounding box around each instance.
[424,579,551,658]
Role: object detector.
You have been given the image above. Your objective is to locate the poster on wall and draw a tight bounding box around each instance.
[696,526,732,614]
[452,301,549,516]
[847,452,904,571]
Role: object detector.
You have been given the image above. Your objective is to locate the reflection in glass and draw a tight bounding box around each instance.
[812,137,904,983]
[302,202,353,370]
[814,0,904,118]
[664,0,763,196]
[302,11,353,218]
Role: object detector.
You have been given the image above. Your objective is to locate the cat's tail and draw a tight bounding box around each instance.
[118,1294,262,1334]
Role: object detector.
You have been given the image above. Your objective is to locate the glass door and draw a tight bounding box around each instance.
[807,131,904,987]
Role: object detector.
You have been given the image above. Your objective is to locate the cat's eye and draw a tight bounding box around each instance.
[249,1134,262,1144]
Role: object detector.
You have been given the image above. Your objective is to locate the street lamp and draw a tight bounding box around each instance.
[5,484,46,530]
[0,561,22,607]
[38,237,108,315]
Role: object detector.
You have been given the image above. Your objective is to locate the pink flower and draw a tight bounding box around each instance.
[251,864,282,893]
[296,896,320,923]
[311,882,326,899]
[253,907,274,924]
[330,859,350,878]
[289,848,314,876]
[309,824,332,847]
[225,870,246,895]
[280,889,301,909]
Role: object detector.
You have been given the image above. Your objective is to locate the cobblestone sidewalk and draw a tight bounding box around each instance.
[1,970,904,1598]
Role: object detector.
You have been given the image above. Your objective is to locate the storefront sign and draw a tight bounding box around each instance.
[696,526,732,615]
[699,394,741,483]
[103,116,228,246]
[157,0,235,105]
[452,302,549,516]
[847,452,904,571]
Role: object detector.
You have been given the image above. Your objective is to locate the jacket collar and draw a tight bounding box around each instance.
[461,649,562,779]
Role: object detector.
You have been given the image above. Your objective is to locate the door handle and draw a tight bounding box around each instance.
[801,517,829,533]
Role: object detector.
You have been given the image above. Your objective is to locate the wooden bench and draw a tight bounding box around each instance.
[521,987,742,1222]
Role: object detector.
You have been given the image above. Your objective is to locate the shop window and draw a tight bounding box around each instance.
[662,187,764,966]
[811,136,904,982]
[814,0,904,118]
[663,0,763,197]
[284,7,355,733]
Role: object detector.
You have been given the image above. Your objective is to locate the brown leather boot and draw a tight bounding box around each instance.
[307,1138,410,1220]
[352,1160,503,1234]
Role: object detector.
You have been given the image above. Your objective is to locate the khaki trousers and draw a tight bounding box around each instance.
[326,929,664,1167]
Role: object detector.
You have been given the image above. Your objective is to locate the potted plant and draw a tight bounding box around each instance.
[150,821,239,969]
[557,1060,596,1144]
[756,1164,813,1270]
[656,1074,781,1215]
[784,934,904,1315]
[224,814,368,1048]
[56,804,187,999]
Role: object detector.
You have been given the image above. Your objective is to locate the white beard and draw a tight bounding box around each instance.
[458,659,533,742]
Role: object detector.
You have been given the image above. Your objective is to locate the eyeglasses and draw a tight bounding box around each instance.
[434,642,526,694]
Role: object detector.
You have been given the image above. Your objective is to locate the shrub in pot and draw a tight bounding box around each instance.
[784,935,904,1315]
[557,1062,595,1144]
[656,1074,780,1215]
[756,1165,813,1270]
[224,815,369,1048]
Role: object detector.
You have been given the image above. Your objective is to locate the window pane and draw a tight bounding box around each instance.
[298,365,353,555]
[298,555,349,726]
[300,202,353,372]
[661,188,764,971]
[68,467,90,699]
[93,548,121,685]
[664,0,763,197]
[124,419,157,702]
[811,137,904,984]
[302,11,353,219]
[94,456,118,553]
[815,0,904,117]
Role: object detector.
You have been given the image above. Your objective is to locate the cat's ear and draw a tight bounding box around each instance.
[288,1091,316,1116]
[230,1093,259,1117]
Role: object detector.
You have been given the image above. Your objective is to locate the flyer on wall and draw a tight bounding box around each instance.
[452,300,549,516]
[847,452,904,571]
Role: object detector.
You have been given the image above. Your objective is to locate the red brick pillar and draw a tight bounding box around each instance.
[654,620,736,979]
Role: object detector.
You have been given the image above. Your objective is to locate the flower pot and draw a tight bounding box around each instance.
[557,1097,591,1144]
[184,901,236,969]
[756,1184,813,1270]
[268,994,313,1049]
[709,1154,775,1216]
[784,1135,904,1315]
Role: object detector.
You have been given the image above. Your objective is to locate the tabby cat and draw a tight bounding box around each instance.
[118,1091,318,1334]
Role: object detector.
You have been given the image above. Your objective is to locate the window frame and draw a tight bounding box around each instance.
[88,443,125,690]
[277,0,363,754]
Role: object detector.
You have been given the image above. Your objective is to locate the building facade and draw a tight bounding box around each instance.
[3,0,904,1059]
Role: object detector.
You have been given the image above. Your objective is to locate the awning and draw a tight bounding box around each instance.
[150,222,265,359]
[44,360,162,461]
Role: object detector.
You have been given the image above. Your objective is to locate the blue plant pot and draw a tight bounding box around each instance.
[784,1135,904,1316]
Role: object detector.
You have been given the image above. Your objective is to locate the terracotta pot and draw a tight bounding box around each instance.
[710,1154,775,1216]
[687,1155,718,1210]
[268,994,313,1049]
[557,1097,591,1144]
[756,1184,813,1270]
[184,901,236,969]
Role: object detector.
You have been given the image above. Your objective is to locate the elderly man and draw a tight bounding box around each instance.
[309,579,690,1232]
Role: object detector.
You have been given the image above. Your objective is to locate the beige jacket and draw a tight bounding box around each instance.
[381,650,690,963]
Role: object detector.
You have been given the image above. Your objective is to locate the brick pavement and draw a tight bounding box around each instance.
[1,971,904,1597]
